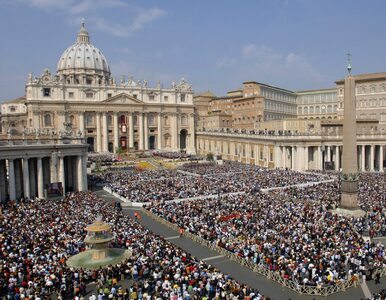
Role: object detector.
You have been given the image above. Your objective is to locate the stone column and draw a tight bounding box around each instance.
[96,113,102,152]
[189,113,195,154]
[28,158,36,198]
[157,113,162,150]
[281,146,286,169]
[78,112,85,133]
[144,113,149,150]
[50,152,58,183]
[327,146,331,162]
[102,113,108,152]
[83,154,88,191]
[361,145,366,171]
[113,113,119,153]
[77,155,84,192]
[304,146,309,171]
[380,145,384,170]
[317,146,323,170]
[370,145,375,171]
[171,113,178,150]
[335,146,340,171]
[37,157,44,198]
[14,159,23,199]
[138,113,144,150]
[22,158,30,199]
[291,146,296,171]
[0,160,7,201]
[128,112,134,149]
[8,159,16,200]
[59,156,66,195]
[274,146,281,168]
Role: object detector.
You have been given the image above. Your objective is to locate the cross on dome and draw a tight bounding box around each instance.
[77,18,90,44]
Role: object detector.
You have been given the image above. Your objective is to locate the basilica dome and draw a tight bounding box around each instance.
[56,22,111,77]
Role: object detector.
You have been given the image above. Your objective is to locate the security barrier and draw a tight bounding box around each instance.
[141,208,385,296]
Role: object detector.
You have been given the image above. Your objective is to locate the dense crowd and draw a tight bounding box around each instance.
[147,173,385,288]
[366,289,386,300]
[91,163,330,203]
[0,192,268,299]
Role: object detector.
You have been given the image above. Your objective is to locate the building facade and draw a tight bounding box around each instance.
[0,23,196,154]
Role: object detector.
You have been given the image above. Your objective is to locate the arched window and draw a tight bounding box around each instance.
[44,114,52,126]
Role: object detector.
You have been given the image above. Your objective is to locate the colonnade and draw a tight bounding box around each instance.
[0,153,87,202]
[196,135,385,172]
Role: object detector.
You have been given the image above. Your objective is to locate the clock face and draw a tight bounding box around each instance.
[43,76,50,83]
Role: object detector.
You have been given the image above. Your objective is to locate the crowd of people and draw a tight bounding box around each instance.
[91,162,329,203]
[146,172,385,288]
[0,192,268,300]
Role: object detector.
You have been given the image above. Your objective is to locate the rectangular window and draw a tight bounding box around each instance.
[107,93,112,98]
[68,92,74,99]
[133,94,138,99]
[86,78,92,85]
[86,93,93,99]
[164,96,169,102]
[149,95,155,101]
[180,94,186,102]
[43,88,51,97]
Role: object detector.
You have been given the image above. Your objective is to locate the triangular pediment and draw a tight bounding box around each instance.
[102,93,143,104]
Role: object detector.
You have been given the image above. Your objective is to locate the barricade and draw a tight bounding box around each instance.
[141,208,385,296]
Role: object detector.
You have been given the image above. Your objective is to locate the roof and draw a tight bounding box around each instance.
[335,71,386,84]
[194,91,216,98]
[296,87,336,94]
[242,81,296,94]
[2,96,26,104]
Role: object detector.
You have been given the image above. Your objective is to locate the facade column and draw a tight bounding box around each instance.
[77,155,84,192]
[37,157,44,198]
[50,153,58,183]
[370,145,375,171]
[83,154,88,191]
[23,157,30,199]
[281,146,286,169]
[14,159,23,199]
[296,146,304,171]
[157,113,162,150]
[144,113,149,150]
[78,112,85,133]
[291,146,296,171]
[8,159,16,200]
[113,113,119,152]
[138,113,144,150]
[317,146,323,170]
[128,112,134,149]
[303,146,308,171]
[102,113,108,152]
[335,146,340,171]
[327,146,331,161]
[189,113,195,153]
[59,156,66,195]
[96,113,102,152]
[379,145,384,170]
[171,113,178,150]
[0,160,7,201]
[361,145,366,171]
[274,146,281,168]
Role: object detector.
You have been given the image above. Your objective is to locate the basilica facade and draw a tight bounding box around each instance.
[1,23,195,154]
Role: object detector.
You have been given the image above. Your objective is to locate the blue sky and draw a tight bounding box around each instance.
[1,0,386,102]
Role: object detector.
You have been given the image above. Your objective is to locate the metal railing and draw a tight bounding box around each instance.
[141,208,385,296]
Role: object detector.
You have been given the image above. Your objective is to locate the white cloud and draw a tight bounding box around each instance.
[217,43,326,90]
[131,8,166,31]
[9,0,166,38]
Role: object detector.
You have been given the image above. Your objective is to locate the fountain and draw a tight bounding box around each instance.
[66,216,131,269]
